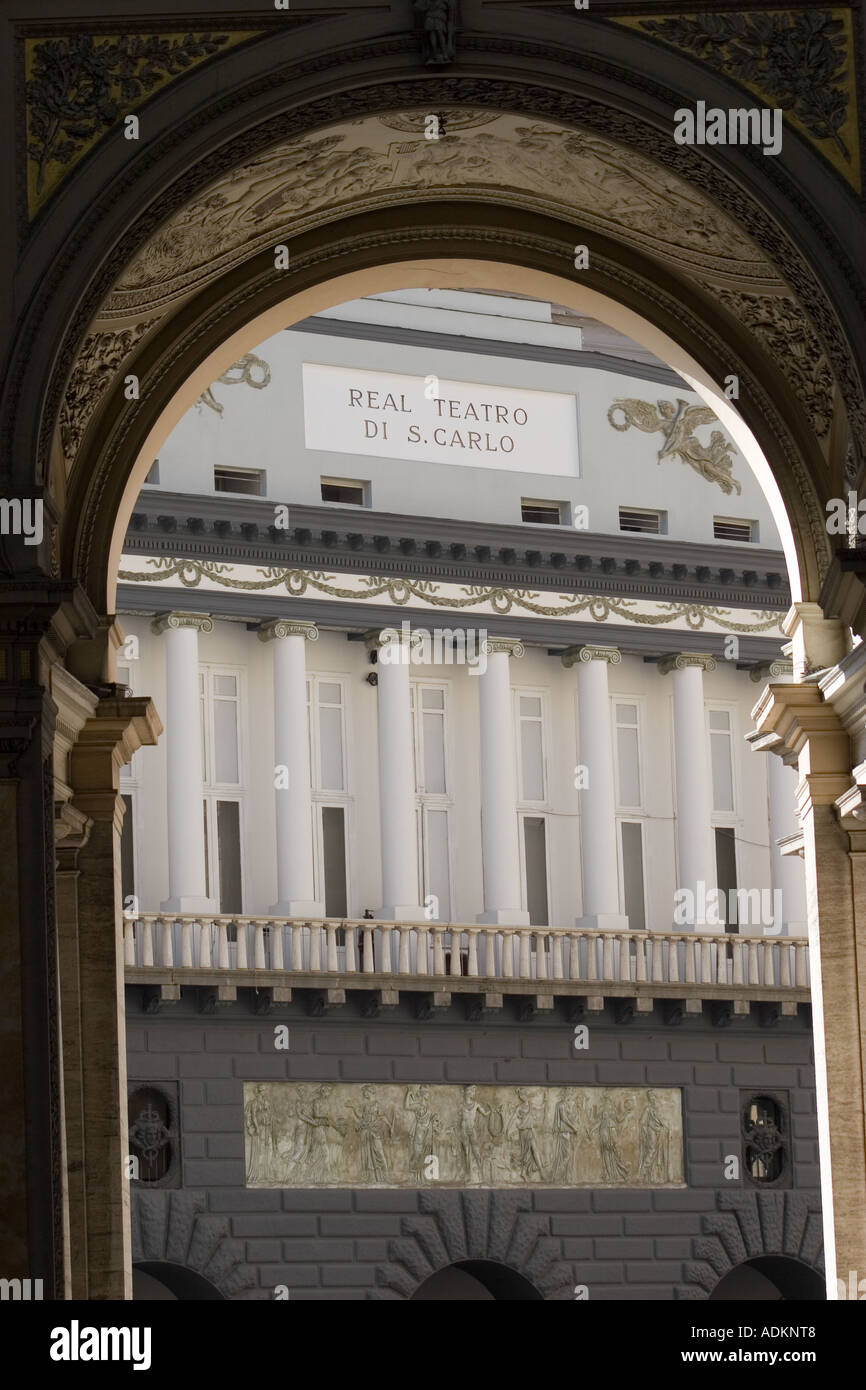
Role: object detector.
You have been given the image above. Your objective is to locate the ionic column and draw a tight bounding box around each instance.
[259,620,323,916]
[152,612,216,913]
[477,637,529,925]
[367,628,425,920]
[563,644,628,930]
[659,652,717,927]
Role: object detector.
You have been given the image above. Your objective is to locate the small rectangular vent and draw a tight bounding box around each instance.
[714,517,755,543]
[619,507,663,534]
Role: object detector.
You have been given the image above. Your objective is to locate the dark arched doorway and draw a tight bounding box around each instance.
[411,1260,543,1301]
[710,1257,825,1302]
[133,1261,225,1301]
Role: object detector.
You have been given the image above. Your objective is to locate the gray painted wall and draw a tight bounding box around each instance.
[127,995,821,1300]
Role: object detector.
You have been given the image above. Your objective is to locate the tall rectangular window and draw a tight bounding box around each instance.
[309,674,351,914]
[614,702,642,808]
[200,665,246,912]
[321,806,348,917]
[516,693,546,803]
[120,793,136,908]
[620,821,646,931]
[522,816,549,926]
[410,683,452,921]
[709,708,735,813]
[715,826,738,930]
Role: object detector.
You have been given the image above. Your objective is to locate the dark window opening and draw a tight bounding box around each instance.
[322,806,348,917]
[214,466,264,495]
[128,1087,173,1184]
[621,821,646,930]
[715,826,738,930]
[521,500,562,525]
[321,479,367,505]
[216,800,242,917]
[120,794,135,907]
[523,816,549,925]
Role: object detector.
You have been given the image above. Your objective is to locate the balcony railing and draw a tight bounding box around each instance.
[123,914,810,998]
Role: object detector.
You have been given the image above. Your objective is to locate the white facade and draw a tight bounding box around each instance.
[118,290,804,940]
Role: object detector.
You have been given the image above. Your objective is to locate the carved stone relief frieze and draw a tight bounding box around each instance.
[611,10,860,191]
[243,1082,684,1189]
[23,31,262,219]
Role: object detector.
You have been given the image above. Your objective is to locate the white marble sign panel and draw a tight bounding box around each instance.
[243,1083,683,1189]
[302,363,580,475]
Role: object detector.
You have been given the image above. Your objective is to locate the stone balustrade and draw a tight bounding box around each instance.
[123,913,810,1001]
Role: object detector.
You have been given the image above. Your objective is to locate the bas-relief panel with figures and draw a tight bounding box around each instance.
[243,1083,684,1189]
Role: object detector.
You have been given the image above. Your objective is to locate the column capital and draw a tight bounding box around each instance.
[151,611,213,636]
[658,651,716,675]
[561,643,621,669]
[481,636,524,658]
[257,619,319,643]
[363,624,418,651]
[749,656,793,682]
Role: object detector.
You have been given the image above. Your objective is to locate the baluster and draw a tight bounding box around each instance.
[432,927,445,977]
[415,925,429,976]
[652,934,664,984]
[216,916,230,969]
[700,937,712,985]
[501,931,515,979]
[748,939,759,987]
[290,921,304,972]
[731,935,744,987]
[344,922,357,974]
[450,927,463,977]
[326,922,339,972]
[763,939,775,987]
[199,918,213,968]
[535,932,548,982]
[668,935,680,985]
[635,933,648,983]
[684,933,696,985]
[362,926,375,973]
[714,936,726,986]
[141,915,154,967]
[602,932,614,982]
[124,917,136,965]
[779,939,792,988]
[392,925,407,975]
[235,918,249,970]
[376,924,389,974]
[484,928,497,980]
[618,933,631,983]
[552,931,564,981]
[253,920,266,970]
[309,921,322,972]
[467,934,480,978]
[569,933,583,981]
[586,932,598,984]
[180,917,193,967]
[270,919,285,971]
[518,930,532,980]
[795,941,808,988]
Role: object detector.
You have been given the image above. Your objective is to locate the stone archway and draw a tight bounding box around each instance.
[3,8,865,1301]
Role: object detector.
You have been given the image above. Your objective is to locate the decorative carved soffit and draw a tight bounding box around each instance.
[696,289,836,442]
[608,398,741,495]
[609,10,860,191]
[415,0,458,66]
[23,31,262,219]
[59,320,157,470]
[196,353,272,416]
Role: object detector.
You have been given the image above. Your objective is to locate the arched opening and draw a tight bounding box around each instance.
[710,1257,825,1302]
[411,1260,543,1301]
[4,21,861,1297]
[132,1261,225,1301]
